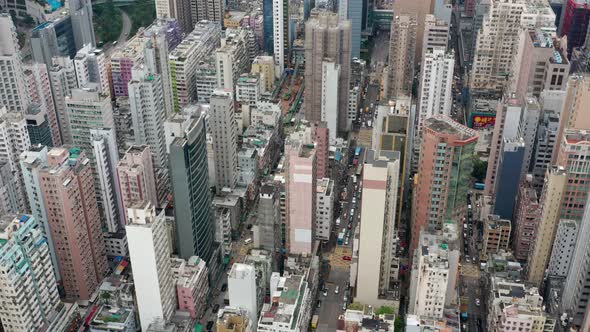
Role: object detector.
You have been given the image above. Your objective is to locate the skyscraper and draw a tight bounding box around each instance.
[68,0,96,49]
[0,14,28,114]
[273,0,289,77]
[48,57,77,145]
[0,215,62,330]
[191,0,225,26]
[411,116,478,255]
[348,0,362,58]
[91,128,124,233]
[355,150,401,307]
[422,15,449,56]
[304,12,352,133]
[117,145,159,216]
[387,15,417,100]
[24,63,61,146]
[168,110,214,262]
[526,167,566,286]
[215,29,251,93]
[74,44,111,96]
[393,0,434,62]
[493,138,526,219]
[210,89,238,191]
[128,65,168,169]
[39,147,108,300]
[263,0,273,54]
[126,202,176,332]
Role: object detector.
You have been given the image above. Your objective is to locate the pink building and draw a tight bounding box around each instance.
[24,63,61,146]
[172,256,209,319]
[241,14,264,50]
[40,147,107,301]
[512,175,541,261]
[116,145,159,219]
[285,140,317,255]
[411,116,478,255]
[314,126,329,179]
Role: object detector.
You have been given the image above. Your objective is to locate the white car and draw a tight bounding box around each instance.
[335,286,340,294]
[475,298,481,306]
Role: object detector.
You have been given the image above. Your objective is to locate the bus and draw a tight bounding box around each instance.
[355,147,362,157]
[311,315,319,330]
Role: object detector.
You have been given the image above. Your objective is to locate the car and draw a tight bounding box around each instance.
[344,295,348,302]
[323,290,328,296]
[206,321,214,330]
[246,224,253,230]
[475,298,481,306]
[342,303,347,310]
[347,224,352,229]
[213,304,220,313]
[345,238,350,245]
[221,283,227,292]
[342,256,352,261]
[335,286,340,294]
[317,300,322,308]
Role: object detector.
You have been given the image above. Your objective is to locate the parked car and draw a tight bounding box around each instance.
[475,298,481,306]
[317,300,322,308]
[335,286,340,294]
[206,321,214,330]
[213,304,220,313]
[221,283,227,292]
[342,256,352,261]
[347,224,352,229]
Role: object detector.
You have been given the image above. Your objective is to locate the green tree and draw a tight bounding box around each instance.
[394,316,405,331]
[471,157,488,182]
[93,1,122,43]
[376,306,395,315]
[348,302,364,311]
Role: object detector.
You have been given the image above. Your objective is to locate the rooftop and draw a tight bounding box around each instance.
[260,274,306,326]
[90,305,132,327]
[424,115,479,142]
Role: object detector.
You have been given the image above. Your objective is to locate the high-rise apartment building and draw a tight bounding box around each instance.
[471,0,555,95]
[0,162,17,216]
[91,128,124,233]
[155,0,192,33]
[547,219,578,278]
[39,147,107,300]
[0,108,31,213]
[559,0,590,55]
[272,0,289,77]
[68,0,96,50]
[0,15,28,114]
[355,151,401,308]
[0,215,63,331]
[482,215,512,255]
[409,232,454,319]
[251,56,275,93]
[512,175,541,261]
[510,29,569,99]
[48,57,77,145]
[172,255,209,320]
[320,61,340,139]
[411,116,478,254]
[285,131,316,255]
[393,0,434,62]
[210,89,238,191]
[526,166,566,286]
[128,65,168,169]
[74,44,110,96]
[191,0,224,26]
[228,263,258,325]
[422,15,449,56]
[414,48,454,162]
[126,202,176,332]
[304,12,351,133]
[24,105,53,147]
[492,138,525,219]
[216,29,251,93]
[314,126,329,179]
[24,63,61,146]
[531,110,560,192]
[315,178,334,241]
[169,21,222,111]
[387,15,417,100]
[117,145,158,219]
[168,110,214,262]
[255,185,281,257]
[30,14,77,66]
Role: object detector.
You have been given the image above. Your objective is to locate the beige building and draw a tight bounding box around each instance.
[483,215,511,257]
[217,307,253,332]
[526,166,567,286]
[392,0,434,62]
[387,15,417,100]
[251,56,275,93]
[354,150,400,308]
[422,14,449,56]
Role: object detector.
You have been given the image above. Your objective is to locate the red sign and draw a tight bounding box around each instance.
[470,114,496,130]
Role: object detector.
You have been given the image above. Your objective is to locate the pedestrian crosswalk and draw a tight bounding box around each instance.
[460,263,480,278]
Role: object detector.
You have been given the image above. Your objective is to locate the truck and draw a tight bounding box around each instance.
[336,218,341,227]
[474,182,485,190]
[311,315,319,330]
[337,232,345,245]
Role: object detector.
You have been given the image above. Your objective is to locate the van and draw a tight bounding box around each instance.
[245,238,252,245]
[335,286,340,294]
[350,209,355,216]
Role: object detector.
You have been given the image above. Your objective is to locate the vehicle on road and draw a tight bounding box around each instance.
[221,283,227,292]
[213,304,220,313]
[335,286,340,294]
[311,315,319,330]
[347,224,352,229]
[244,238,252,244]
[316,300,321,308]
[475,298,481,306]
[345,238,350,245]
[343,256,352,261]
[323,290,328,296]
[207,321,214,330]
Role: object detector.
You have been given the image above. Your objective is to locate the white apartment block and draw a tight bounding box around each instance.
[422,14,449,56]
[216,29,250,93]
[415,48,454,159]
[128,65,168,169]
[547,219,578,278]
[258,273,312,332]
[229,263,258,326]
[0,215,62,331]
[0,107,30,213]
[0,15,29,114]
[348,86,360,128]
[74,44,110,95]
[236,74,262,106]
[409,232,451,319]
[91,128,124,233]
[272,0,287,78]
[321,61,340,142]
[0,162,18,216]
[251,101,282,129]
[470,0,555,94]
[316,178,334,241]
[488,277,556,332]
[195,56,217,103]
[355,151,400,308]
[210,89,238,191]
[126,202,176,332]
[169,21,221,112]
